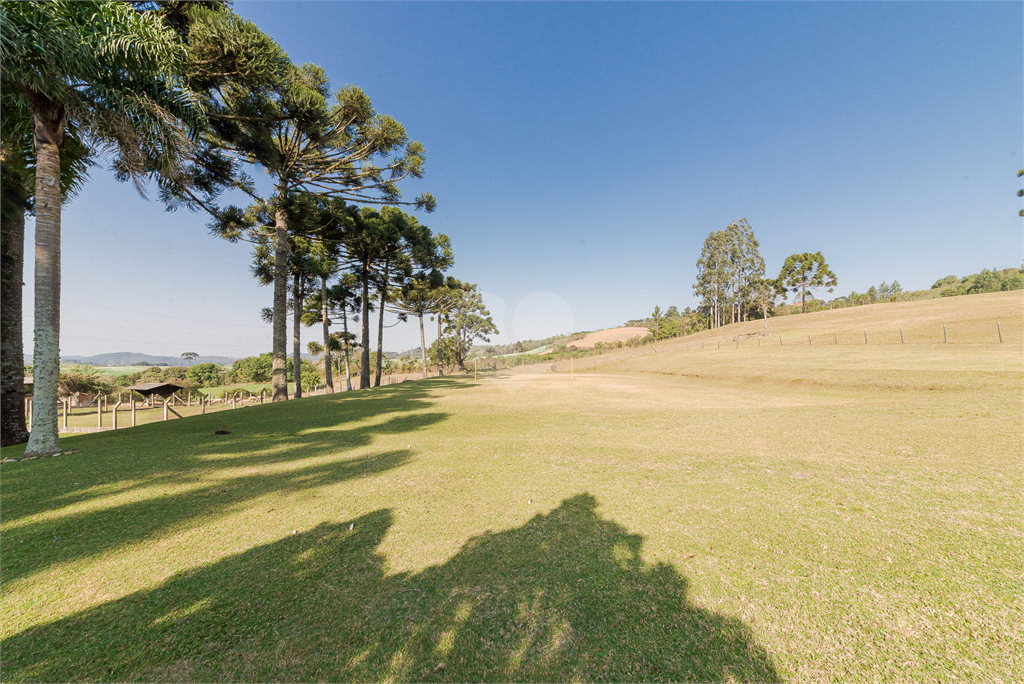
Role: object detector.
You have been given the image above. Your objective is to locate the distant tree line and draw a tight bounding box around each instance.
[626,306,709,341]
[636,222,1024,341]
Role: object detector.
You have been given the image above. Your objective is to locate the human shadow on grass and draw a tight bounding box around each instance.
[3,494,781,683]
[1,379,471,583]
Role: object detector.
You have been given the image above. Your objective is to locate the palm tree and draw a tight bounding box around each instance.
[2,1,203,455]
[1,107,92,447]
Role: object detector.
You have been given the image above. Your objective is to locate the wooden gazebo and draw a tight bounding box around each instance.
[125,382,186,399]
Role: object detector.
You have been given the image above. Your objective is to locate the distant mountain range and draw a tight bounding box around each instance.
[25,352,239,367]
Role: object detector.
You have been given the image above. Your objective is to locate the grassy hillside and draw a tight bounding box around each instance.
[676,289,1021,347]
[1,291,1020,682]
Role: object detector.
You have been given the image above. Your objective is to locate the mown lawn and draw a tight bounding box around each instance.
[2,332,1021,681]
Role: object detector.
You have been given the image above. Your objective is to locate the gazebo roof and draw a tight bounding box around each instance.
[125,382,186,397]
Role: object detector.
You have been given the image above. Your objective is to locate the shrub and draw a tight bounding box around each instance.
[232,354,273,383]
[58,366,113,398]
[1001,273,1023,291]
[139,366,166,382]
[972,269,1003,294]
[161,366,188,380]
[114,372,143,387]
[187,363,223,388]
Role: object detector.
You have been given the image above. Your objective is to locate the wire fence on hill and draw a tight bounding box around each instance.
[546,318,1023,374]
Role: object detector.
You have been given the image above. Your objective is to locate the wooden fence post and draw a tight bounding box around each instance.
[943,325,948,343]
[112,402,122,429]
[97,399,102,428]
[201,396,206,415]
[131,395,136,426]
[232,393,237,410]
[807,334,811,345]
[834,332,837,345]
[779,336,783,346]
[164,397,169,421]
[997,321,1003,343]
[900,328,905,344]
[864,330,867,345]
[62,398,68,428]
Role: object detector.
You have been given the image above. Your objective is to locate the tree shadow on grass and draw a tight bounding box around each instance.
[1,379,473,583]
[4,376,473,507]
[3,494,782,683]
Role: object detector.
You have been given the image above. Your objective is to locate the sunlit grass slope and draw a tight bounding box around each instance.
[1,292,1021,682]
[677,289,1022,347]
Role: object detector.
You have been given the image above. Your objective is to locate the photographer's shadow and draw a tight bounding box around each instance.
[4,493,781,682]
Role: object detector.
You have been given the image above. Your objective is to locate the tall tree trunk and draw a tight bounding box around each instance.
[374,264,389,387]
[418,312,427,379]
[25,102,64,456]
[436,311,444,376]
[342,303,353,391]
[1,165,29,446]
[360,261,371,389]
[456,328,467,370]
[321,275,333,392]
[292,272,303,399]
[271,203,290,402]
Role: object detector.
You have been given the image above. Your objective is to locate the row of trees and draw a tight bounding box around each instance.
[693,219,764,327]
[0,2,497,453]
[692,219,837,328]
[936,268,1023,297]
[807,268,1022,312]
[630,306,709,341]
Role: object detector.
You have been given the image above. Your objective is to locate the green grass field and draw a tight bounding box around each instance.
[79,366,155,377]
[2,292,1021,682]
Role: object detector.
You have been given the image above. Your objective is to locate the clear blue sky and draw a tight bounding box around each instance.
[23,1,1023,359]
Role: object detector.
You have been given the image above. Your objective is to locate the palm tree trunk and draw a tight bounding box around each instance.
[271,203,290,401]
[25,114,63,456]
[292,271,303,399]
[1,169,29,446]
[418,312,427,378]
[374,264,389,387]
[360,261,371,389]
[321,275,333,392]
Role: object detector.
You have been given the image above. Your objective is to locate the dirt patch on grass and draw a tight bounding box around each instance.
[566,327,650,349]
